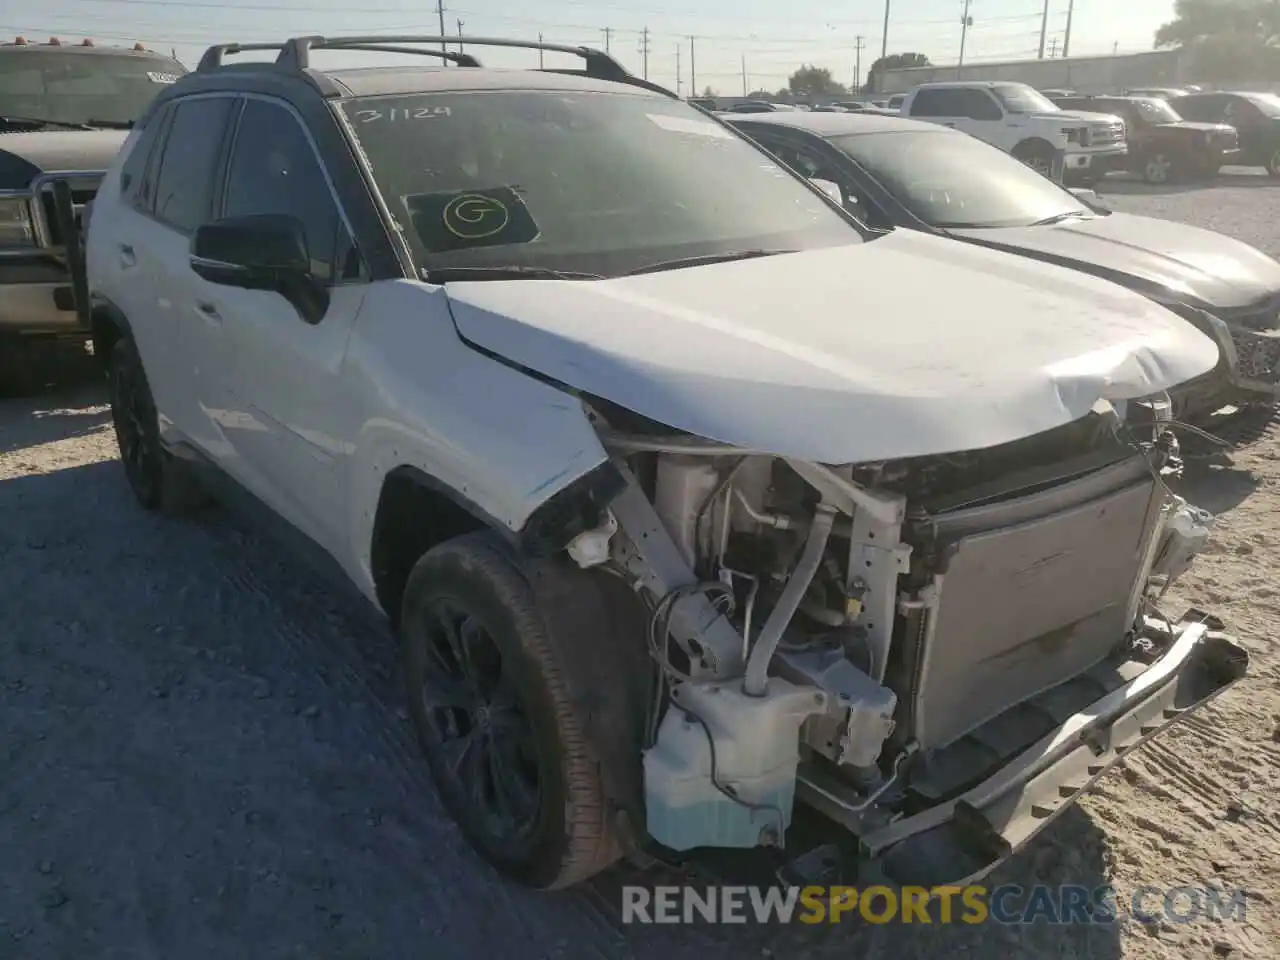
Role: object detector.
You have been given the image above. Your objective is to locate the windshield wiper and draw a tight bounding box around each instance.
[623,248,797,276]
[83,119,135,129]
[422,265,603,283]
[0,115,94,131]
[1030,210,1094,226]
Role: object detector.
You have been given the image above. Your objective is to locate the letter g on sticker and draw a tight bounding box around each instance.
[442,193,510,239]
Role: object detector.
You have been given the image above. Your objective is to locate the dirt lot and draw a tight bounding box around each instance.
[1,174,1278,960]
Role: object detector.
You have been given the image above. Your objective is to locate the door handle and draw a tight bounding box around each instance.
[118,243,136,268]
[196,301,221,322]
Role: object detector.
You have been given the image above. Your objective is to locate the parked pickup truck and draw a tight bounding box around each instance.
[1052,94,1239,183]
[900,80,1127,184]
[0,36,186,394]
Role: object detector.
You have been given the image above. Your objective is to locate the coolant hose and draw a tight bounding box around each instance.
[742,504,837,697]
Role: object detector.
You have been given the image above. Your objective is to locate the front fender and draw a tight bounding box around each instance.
[342,281,611,602]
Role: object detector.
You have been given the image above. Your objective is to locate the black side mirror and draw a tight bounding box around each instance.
[190,214,328,323]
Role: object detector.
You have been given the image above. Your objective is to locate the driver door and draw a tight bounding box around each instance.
[195,96,368,556]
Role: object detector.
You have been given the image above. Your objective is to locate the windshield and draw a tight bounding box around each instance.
[0,50,185,126]
[991,83,1059,114]
[1244,92,1280,117]
[338,90,859,277]
[832,130,1090,229]
[1133,97,1182,123]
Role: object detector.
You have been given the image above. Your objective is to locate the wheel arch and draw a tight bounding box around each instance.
[1011,136,1057,159]
[368,460,625,628]
[89,296,132,369]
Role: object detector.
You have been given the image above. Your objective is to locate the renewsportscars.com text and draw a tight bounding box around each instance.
[621,884,1249,926]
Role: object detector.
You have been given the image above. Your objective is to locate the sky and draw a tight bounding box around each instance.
[1,0,1178,94]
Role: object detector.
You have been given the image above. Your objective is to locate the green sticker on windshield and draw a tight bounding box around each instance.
[404,187,540,252]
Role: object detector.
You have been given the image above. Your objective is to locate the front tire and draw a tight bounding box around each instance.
[0,335,39,398]
[107,335,202,514]
[400,533,635,889]
[1012,139,1056,179]
[1141,151,1176,184]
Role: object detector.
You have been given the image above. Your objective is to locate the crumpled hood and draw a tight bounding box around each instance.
[0,130,128,187]
[951,211,1280,312]
[444,231,1218,463]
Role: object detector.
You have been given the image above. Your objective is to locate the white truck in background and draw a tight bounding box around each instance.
[900,80,1127,184]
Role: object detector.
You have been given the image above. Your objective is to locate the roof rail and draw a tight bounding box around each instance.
[197,41,291,71]
[276,35,629,80]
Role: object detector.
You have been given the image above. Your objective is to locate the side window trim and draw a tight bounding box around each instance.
[147,91,239,235]
[222,92,366,285]
[137,105,174,214]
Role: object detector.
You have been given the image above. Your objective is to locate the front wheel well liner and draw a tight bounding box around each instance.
[369,459,625,627]
[90,300,131,368]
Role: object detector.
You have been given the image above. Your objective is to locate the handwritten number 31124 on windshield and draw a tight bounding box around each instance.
[353,106,453,123]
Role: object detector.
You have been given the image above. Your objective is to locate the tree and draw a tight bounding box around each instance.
[787,64,846,98]
[864,52,931,93]
[701,85,718,98]
[1153,0,1280,82]
[1155,0,1280,47]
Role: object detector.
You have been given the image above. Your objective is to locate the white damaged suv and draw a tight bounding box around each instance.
[85,35,1248,890]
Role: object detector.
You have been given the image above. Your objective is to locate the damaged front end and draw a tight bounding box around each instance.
[572,400,1248,885]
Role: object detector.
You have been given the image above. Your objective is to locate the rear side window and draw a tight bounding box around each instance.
[908,88,956,117]
[119,103,170,210]
[151,95,235,233]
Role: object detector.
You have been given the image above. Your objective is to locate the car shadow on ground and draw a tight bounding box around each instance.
[1096,169,1274,198]
[0,381,110,456]
[0,454,1125,959]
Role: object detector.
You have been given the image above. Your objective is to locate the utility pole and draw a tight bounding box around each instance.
[538,32,544,68]
[1063,0,1074,58]
[1049,36,1058,58]
[638,27,649,80]
[436,0,447,64]
[854,35,865,94]
[741,52,747,96]
[880,0,891,58]
[958,0,973,72]
[456,18,464,55]
[602,27,611,52]
[689,36,696,94]
[1038,0,1050,59]
[675,43,681,95]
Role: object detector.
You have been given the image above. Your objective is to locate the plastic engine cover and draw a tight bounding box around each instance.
[643,677,828,851]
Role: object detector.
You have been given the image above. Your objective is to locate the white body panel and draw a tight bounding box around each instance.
[446,234,1217,463]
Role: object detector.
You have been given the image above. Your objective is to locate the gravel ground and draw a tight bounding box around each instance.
[1,173,1279,960]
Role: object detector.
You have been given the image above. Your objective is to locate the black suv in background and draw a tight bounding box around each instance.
[1171,91,1280,177]
[1052,94,1239,183]
[0,36,186,393]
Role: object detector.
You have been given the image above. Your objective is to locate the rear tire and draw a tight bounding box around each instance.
[400,533,645,889]
[106,335,204,515]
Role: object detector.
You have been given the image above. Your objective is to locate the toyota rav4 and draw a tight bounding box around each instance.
[85,35,1248,891]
